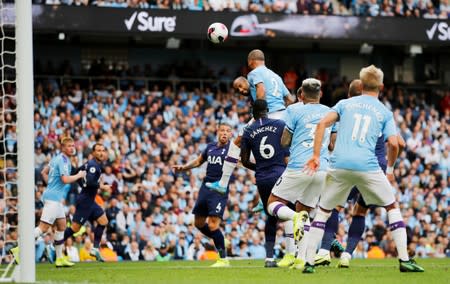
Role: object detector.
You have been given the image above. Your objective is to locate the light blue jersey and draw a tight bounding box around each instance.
[331,95,397,171]
[42,153,71,202]
[248,65,290,113]
[285,103,334,171]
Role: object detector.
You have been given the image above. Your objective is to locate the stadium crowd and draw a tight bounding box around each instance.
[34,0,450,19]
[0,62,449,263]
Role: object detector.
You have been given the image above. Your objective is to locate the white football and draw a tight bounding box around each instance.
[207,22,228,44]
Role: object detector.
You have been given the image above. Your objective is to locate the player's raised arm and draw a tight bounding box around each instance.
[172,155,205,172]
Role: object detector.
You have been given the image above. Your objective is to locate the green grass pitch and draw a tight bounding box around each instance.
[37,258,449,284]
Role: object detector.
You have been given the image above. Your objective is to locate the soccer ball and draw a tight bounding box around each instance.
[207,22,228,44]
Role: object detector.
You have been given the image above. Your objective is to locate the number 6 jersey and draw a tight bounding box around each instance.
[241,117,289,183]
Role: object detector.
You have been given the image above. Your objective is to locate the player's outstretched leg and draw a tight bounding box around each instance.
[315,208,339,266]
[206,141,241,194]
[386,207,424,272]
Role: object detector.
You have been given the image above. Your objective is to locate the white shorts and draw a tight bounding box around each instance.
[319,169,395,210]
[268,109,286,121]
[239,109,286,136]
[272,168,326,208]
[40,200,66,224]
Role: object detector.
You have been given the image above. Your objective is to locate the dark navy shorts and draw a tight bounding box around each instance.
[73,199,104,225]
[192,185,228,218]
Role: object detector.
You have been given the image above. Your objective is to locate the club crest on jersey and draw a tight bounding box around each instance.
[208,155,222,165]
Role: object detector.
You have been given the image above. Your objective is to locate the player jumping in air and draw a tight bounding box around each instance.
[173,123,233,267]
[207,49,297,265]
[206,49,293,193]
[240,99,293,268]
[11,137,86,267]
[266,78,334,270]
[303,65,424,273]
[62,143,110,262]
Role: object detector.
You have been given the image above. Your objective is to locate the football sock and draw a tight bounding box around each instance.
[284,220,295,255]
[210,229,226,258]
[345,215,365,255]
[306,209,331,265]
[267,201,295,220]
[387,208,409,261]
[297,218,310,260]
[198,224,213,238]
[265,215,277,258]
[64,227,75,241]
[34,227,43,240]
[320,208,338,251]
[218,142,240,188]
[93,225,105,248]
[54,231,64,259]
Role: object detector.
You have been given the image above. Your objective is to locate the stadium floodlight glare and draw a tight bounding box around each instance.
[359,43,373,55]
[58,32,65,41]
[409,44,423,56]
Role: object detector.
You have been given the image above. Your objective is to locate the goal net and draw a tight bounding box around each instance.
[0,0,35,282]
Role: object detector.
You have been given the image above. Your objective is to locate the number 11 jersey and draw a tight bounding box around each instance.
[331,95,397,172]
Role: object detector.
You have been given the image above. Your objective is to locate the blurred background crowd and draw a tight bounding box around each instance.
[0,59,449,263]
[33,0,450,19]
